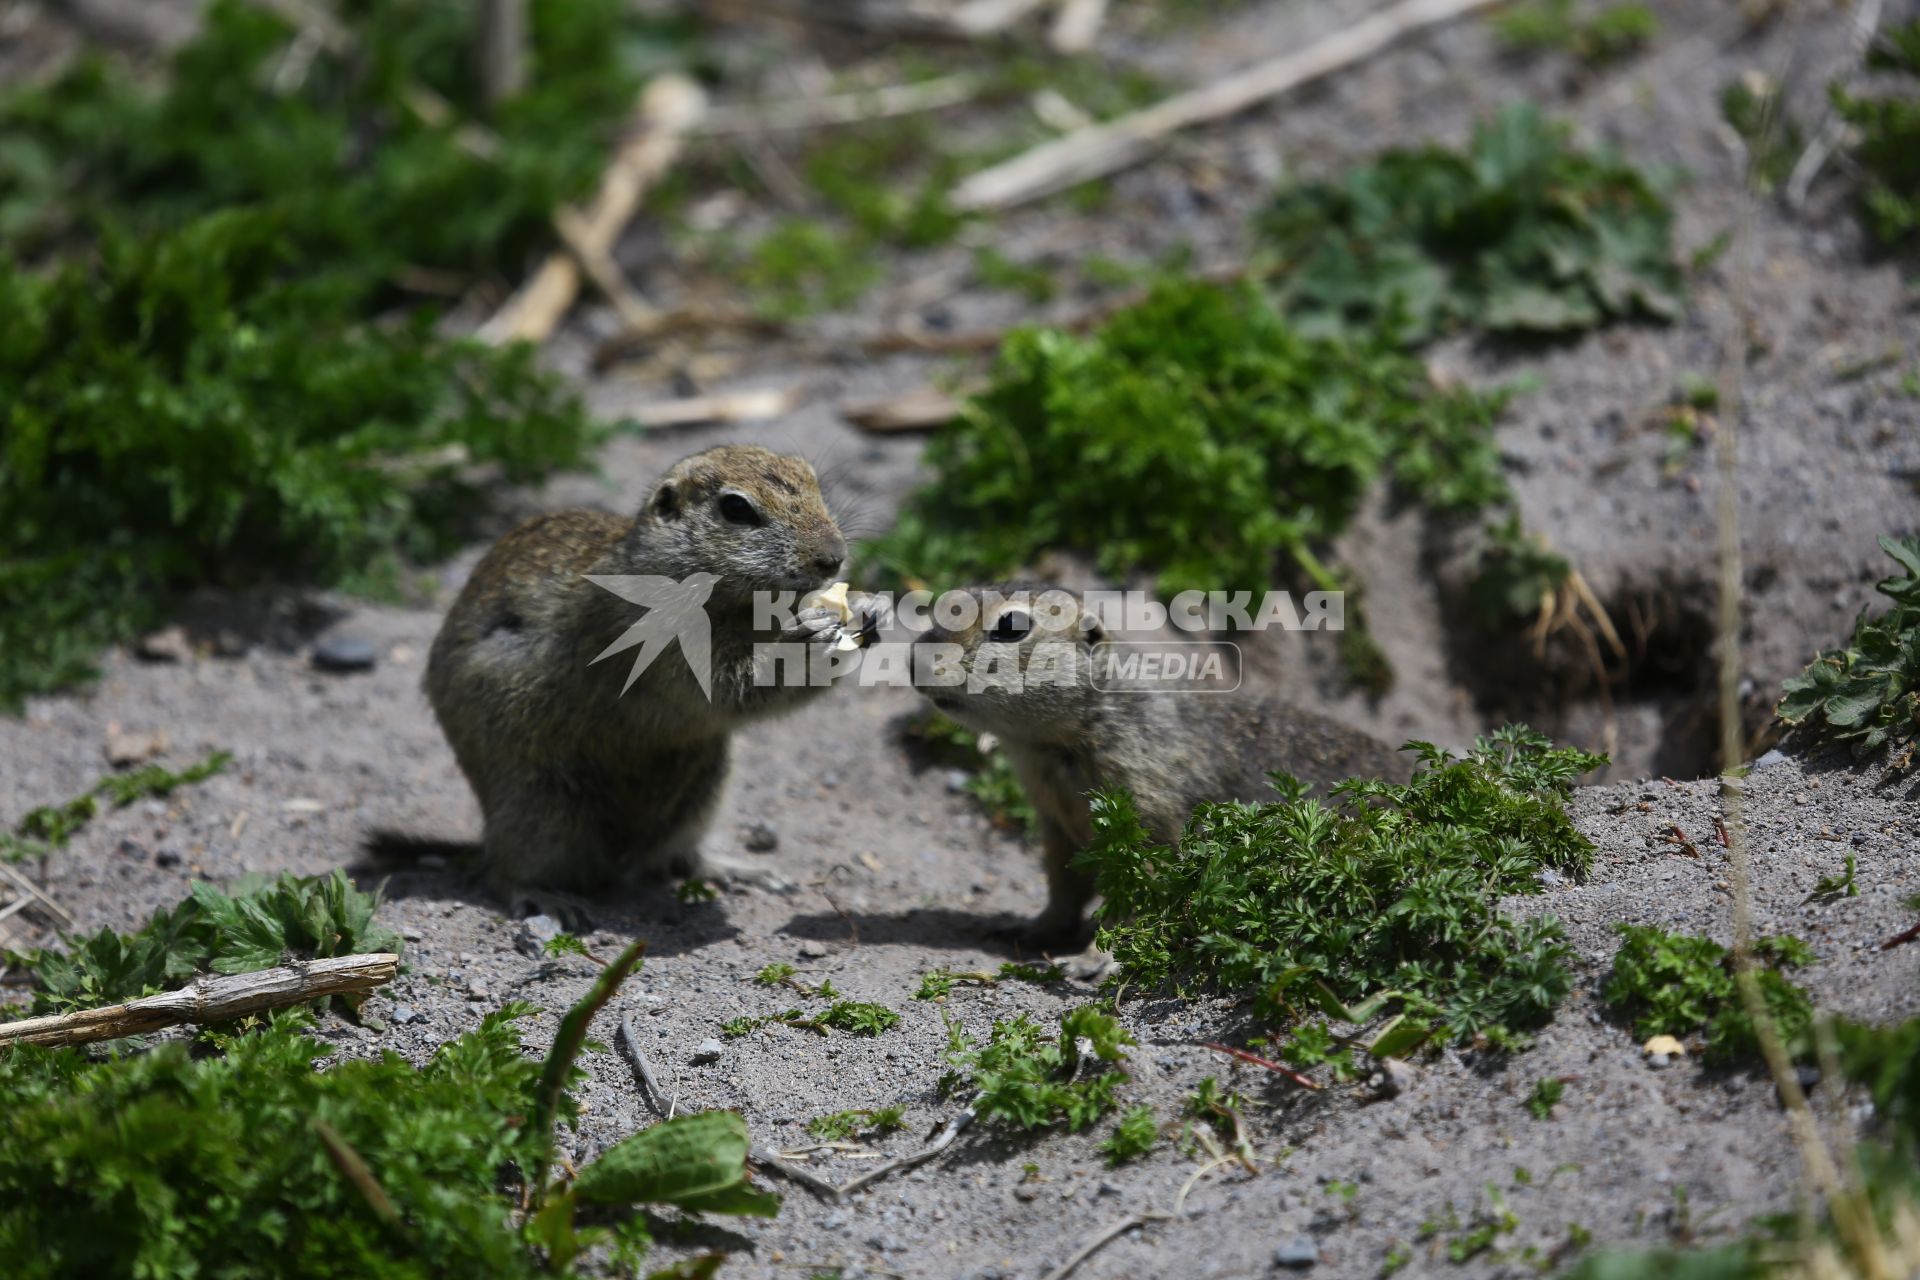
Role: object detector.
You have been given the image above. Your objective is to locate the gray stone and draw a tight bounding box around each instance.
[1273,1235,1319,1269]
[517,914,563,956]
[154,848,182,869]
[798,939,830,959]
[944,769,973,793]
[1647,1053,1672,1070]
[1753,748,1790,770]
[312,634,378,672]
[390,1004,421,1025]
[690,1038,725,1065]
[744,822,780,853]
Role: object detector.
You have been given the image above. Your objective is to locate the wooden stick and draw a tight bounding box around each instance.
[698,73,978,135]
[552,207,659,331]
[841,387,966,432]
[1049,0,1108,52]
[628,386,806,429]
[1196,1040,1322,1091]
[0,954,399,1048]
[616,1013,672,1119]
[834,1093,982,1198]
[1041,1211,1169,1280]
[951,0,1505,211]
[479,74,706,346]
[0,861,74,930]
[748,1144,845,1200]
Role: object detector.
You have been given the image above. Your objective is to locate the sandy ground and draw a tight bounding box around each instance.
[4,0,1919,1276]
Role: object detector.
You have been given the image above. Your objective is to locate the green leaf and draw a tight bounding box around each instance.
[572,1111,771,1213]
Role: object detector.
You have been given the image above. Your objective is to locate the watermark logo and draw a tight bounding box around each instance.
[584,579,1335,700]
[585,573,716,698]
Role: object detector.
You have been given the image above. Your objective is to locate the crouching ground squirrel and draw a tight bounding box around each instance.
[427,445,880,905]
[916,585,1406,945]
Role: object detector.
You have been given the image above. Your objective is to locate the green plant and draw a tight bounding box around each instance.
[1448,1186,1521,1262]
[1600,925,1815,1063]
[973,246,1057,303]
[1081,725,1605,1051]
[0,932,776,1277]
[942,1007,1133,1132]
[1526,1077,1565,1120]
[805,1107,906,1141]
[0,0,673,708]
[914,961,1065,1001]
[1260,104,1683,341]
[756,963,797,987]
[722,1001,900,1039]
[1778,535,1920,771]
[1492,0,1658,66]
[1808,854,1860,904]
[1099,1105,1158,1166]
[23,870,401,1016]
[867,280,1510,601]
[1470,517,1574,622]
[1834,20,1920,249]
[2,749,229,861]
[676,878,719,904]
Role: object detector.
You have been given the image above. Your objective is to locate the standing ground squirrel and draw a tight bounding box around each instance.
[915,585,1407,944]
[426,445,877,905]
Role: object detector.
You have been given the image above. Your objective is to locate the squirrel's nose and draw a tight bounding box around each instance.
[810,536,847,579]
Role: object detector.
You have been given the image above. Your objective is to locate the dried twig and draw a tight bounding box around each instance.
[834,1093,982,1198]
[627,386,806,429]
[1784,0,1886,209]
[1040,1211,1169,1280]
[841,387,966,432]
[1665,824,1701,858]
[698,73,978,135]
[1878,919,1920,952]
[616,1014,671,1119]
[1049,0,1109,52]
[0,861,75,931]
[748,1144,844,1200]
[0,954,399,1048]
[952,0,1505,210]
[480,75,705,345]
[1196,1040,1322,1091]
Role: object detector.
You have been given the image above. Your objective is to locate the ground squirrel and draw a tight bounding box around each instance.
[915,585,1407,944]
[426,445,876,904]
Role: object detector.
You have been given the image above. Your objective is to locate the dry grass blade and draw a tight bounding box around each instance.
[1039,1211,1170,1280]
[951,0,1506,211]
[698,74,979,135]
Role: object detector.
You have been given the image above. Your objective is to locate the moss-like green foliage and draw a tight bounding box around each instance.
[867,280,1509,598]
[1835,21,1920,250]
[1778,535,1920,771]
[0,0,676,708]
[1492,0,1658,66]
[1260,104,1683,341]
[1,928,775,1277]
[1099,1105,1158,1166]
[1080,726,1605,1049]
[2,750,229,862]
[0,1008,552,1278]
[1600,925,1816,1064]
[22,870,401,1016]
[806,1107,906,1141]
[0,0,673,282]
[942,1007,1134,1132]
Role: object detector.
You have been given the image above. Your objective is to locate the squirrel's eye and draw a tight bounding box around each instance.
[989,610,1031,642]
[718,493,760,526]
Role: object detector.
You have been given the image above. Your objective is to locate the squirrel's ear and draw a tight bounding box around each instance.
[649,480,681,520]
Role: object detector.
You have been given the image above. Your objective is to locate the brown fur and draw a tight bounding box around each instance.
[426,445,855,901]
[915,585,1407,943]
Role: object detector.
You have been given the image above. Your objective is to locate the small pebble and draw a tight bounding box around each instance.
[1849,831,1868,846]
[1753,749,1789,770]
[154,849,182,869]
[798,939,830,959]
[1370,1058,1418,1100]
[390,1004,421,1025]
[944,769,974,793]
[136,627,193,663]
[1536,867,1565,888]
[1272,1235,1319,1269]
[312,634,379,673]
[744,822,780,853]
[1648,1053,1672,1070]
[690,1038,725,1065]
